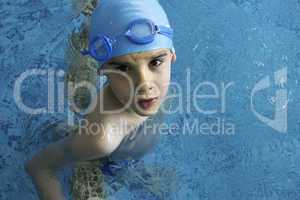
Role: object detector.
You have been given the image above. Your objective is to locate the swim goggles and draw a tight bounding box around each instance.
[81,18,174,63]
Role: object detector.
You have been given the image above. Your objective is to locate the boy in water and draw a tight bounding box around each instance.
[25,0,176,199]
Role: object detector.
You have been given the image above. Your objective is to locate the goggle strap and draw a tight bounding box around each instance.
[157,25,174,39]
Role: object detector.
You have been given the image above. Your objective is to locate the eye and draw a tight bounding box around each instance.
[115,65,129,72]
[150,58,164,68]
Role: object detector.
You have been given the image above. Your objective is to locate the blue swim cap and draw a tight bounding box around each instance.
[89,0,174,64]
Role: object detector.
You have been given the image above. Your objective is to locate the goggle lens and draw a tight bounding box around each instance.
[130,22,152,39]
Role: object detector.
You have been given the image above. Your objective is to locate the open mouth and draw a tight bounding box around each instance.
[137,97,158,110]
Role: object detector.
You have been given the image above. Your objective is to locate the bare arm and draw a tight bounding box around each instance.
[25,2,108,199]
[24,117,121,200]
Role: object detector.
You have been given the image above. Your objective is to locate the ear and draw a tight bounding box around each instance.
[171,51,177,63]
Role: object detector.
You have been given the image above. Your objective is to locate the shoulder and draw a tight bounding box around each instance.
[75,112,125,158]
[79,91,129,157]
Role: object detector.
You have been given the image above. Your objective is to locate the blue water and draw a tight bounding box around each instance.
[1,0,300,199]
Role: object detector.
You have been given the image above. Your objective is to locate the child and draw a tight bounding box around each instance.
[25,0,177,199]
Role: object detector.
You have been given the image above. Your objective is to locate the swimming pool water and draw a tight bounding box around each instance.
[0,0,300,199]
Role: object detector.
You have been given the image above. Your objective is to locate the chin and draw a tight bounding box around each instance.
[132,104,159,117]
[134,108,157,117]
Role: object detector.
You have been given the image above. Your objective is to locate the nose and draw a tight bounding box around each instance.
[135,66,154,95]
[138,84,153,94]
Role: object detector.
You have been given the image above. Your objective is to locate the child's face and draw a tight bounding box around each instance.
[101,48,176,117]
